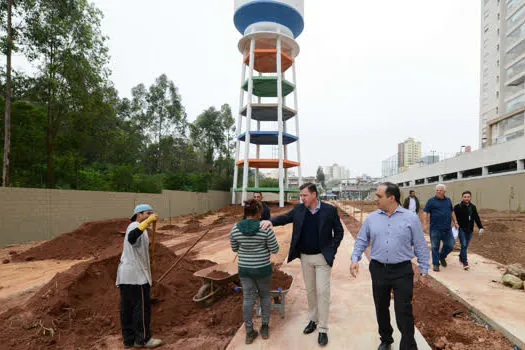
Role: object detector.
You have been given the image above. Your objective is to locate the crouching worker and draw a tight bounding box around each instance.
[230,199,279,344]
[116,204,162,348]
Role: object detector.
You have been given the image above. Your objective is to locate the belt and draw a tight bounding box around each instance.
[371,259,411,268]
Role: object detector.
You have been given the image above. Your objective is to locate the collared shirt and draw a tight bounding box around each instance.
[424,196,453,230]
[351,205,430,274]
[305,199,321,215]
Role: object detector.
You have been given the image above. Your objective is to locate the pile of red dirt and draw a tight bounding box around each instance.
[182,222,203,233]
[207,270,231,279]
[0,243,244,349]
[271,270,293,291]
[13,218,130,261]
[413,278,512,349]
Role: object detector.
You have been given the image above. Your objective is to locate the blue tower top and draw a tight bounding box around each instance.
[234,0,304,38]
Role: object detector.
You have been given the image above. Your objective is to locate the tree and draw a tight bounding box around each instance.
[2,0,13,186]
[316,166,326,188]
[23,0,110,188]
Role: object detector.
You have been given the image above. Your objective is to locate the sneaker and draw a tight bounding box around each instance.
[260,324,269,339]
[433,265,440,272]
[439,258,447,267]
[134,338,162,348]
[463,263,470,270]
[246,329,259,344]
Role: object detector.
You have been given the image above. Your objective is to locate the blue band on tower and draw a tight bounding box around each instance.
[234,0,304,38]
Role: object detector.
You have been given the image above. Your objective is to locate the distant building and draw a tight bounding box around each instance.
[288,175,316,189]
[419,154,440,165]
[323,163,350,181]
[397,138,422,173]
[381,154,398,177]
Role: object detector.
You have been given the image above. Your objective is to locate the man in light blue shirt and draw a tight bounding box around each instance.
[350,183,429,350]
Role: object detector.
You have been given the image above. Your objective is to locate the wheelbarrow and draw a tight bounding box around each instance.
[233,270,295,319]
[258,270,295,319]
[192,262,240,306]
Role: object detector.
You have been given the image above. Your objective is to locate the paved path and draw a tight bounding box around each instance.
[226,219,430,349]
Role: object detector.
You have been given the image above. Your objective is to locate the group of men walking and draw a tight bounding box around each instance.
[115,181,484,350]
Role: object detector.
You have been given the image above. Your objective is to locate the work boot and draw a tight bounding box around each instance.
[245,329,259,344]
[433,265,440,272]
[439,257,447,267]
[303,321,317,334]
[260,324,269,339]
[134,338,162,348]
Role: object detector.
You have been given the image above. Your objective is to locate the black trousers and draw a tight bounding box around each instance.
[119,284,151,346]
[369,260,417,350]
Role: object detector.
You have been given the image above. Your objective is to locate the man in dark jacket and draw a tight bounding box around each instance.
[453,191,484,270]
[261,182,344,346]
[253,191,271,220]
[403,190,420,214]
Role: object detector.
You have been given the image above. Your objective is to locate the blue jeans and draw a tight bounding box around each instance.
[429,228,455,267]
[458,228,473,264]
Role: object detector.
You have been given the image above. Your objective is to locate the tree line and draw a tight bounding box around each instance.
[0,0,237,193]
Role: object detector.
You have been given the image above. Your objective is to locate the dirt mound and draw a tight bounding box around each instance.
[13,218,130,261]
[485,222,509,232]
[413,278,511,349]
[158,224,177,230]
[271,270,293,291]
[0,243,244,349]
[207,270,231,279]
[182,222,203,233]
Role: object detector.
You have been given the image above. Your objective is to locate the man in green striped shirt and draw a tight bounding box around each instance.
[230,199,279,344]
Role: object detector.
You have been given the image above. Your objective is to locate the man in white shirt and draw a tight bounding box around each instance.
[116,204,162,348]
[403,190,420,214]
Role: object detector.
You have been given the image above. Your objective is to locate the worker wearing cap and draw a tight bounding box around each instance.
[116,204,162,348]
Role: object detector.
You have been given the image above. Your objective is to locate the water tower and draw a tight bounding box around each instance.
[232,0,304,207]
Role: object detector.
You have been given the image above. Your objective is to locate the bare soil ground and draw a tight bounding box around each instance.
[337,206,514,350]
[467,209,525,266]
[0,201,296,350]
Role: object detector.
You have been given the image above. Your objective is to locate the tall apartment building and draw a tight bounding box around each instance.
[323,164,350,181]
[480,0,525,147]
[397,138,422,173]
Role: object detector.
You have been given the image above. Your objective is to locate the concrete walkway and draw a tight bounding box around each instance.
[226,220,430,350]
[429,250,525,348]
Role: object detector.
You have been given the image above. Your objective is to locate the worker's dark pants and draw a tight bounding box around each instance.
[119,284,151,347]
[370,260,418,350]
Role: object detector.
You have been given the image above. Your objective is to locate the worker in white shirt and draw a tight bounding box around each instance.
[116,204,162,348]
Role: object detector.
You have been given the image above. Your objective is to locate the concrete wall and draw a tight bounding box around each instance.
[0,188,230,246]
[400,172,525,211]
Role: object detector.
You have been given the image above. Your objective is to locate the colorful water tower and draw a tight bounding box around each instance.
[232,0,304,207]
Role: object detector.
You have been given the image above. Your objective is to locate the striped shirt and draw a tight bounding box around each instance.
[230,221,279,278]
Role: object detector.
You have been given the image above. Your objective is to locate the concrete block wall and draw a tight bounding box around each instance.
[0,188,230,245]
[400,172,525,212]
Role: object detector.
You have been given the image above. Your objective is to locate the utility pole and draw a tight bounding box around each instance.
[3,0,13,187]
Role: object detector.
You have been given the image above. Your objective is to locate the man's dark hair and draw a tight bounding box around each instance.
[299,182,318,196]
[462,190,472,196]
[409,190,415,194]
[253,191,263,196]
[243,199,262,217]
[380,182,401,204]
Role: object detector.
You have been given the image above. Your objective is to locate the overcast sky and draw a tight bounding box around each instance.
[88,0,481,177]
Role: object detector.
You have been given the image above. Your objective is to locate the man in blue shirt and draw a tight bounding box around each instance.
[351,182,429,350]
[423,184,459,272]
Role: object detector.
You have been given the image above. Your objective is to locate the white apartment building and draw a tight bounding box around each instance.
[480,0,525,147]
[323,164,350,181]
